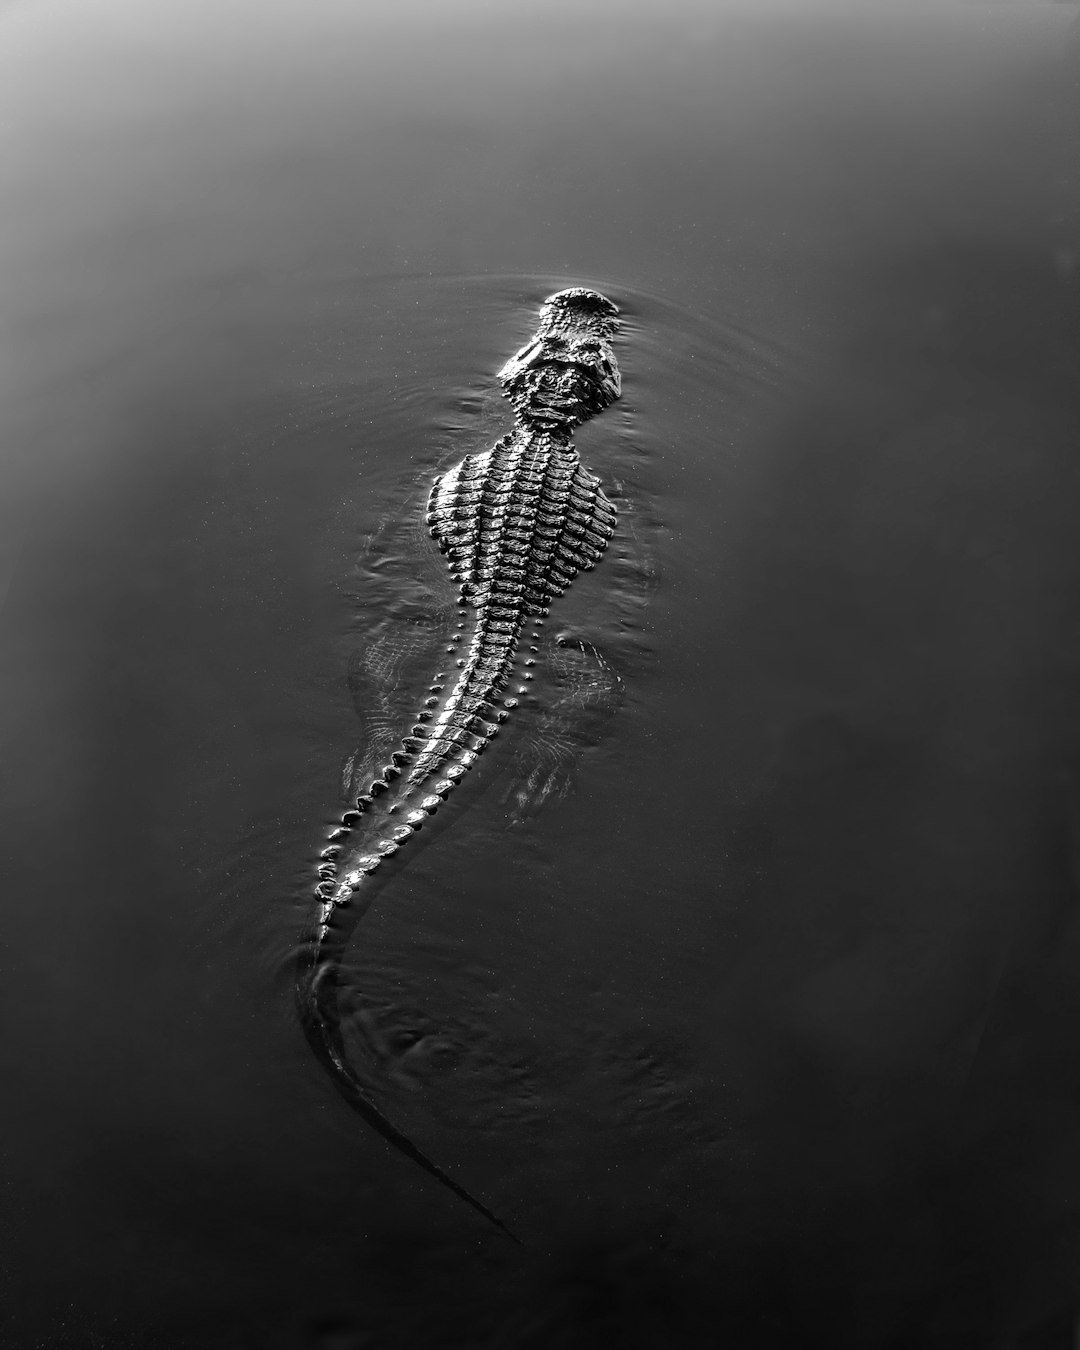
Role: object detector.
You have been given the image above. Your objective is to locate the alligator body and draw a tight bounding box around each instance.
[297,288,623,1240]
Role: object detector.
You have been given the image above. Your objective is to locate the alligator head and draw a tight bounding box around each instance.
[498,287,621,432]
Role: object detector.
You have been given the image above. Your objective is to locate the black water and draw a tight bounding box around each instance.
[4,3,1080,1346]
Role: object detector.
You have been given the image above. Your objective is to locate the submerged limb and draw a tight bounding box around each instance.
[344,594,451,799]
[506,631,624,823]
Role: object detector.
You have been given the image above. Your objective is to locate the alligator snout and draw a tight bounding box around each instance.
[496,288,621,431]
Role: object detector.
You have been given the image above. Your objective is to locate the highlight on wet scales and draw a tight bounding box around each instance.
[296,288,625,1239]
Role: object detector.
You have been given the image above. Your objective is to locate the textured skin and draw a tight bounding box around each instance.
[297,289,623,1239]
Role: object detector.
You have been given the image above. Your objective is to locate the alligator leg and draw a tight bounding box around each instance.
[506,632,624,824]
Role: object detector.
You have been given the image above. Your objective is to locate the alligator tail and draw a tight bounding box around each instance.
[296,616,524,1242]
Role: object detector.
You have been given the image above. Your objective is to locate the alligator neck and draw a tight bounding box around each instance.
[513,419,575,452]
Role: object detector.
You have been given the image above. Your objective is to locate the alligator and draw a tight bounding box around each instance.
[297,287,624,1242]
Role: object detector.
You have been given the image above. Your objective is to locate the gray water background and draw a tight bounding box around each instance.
[3,2,1080,1345]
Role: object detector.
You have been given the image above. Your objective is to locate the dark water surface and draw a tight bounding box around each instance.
[4,3,1080,1346]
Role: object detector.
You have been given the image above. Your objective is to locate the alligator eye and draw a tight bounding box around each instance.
[545,336,566,349]
[580,342,601,355]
